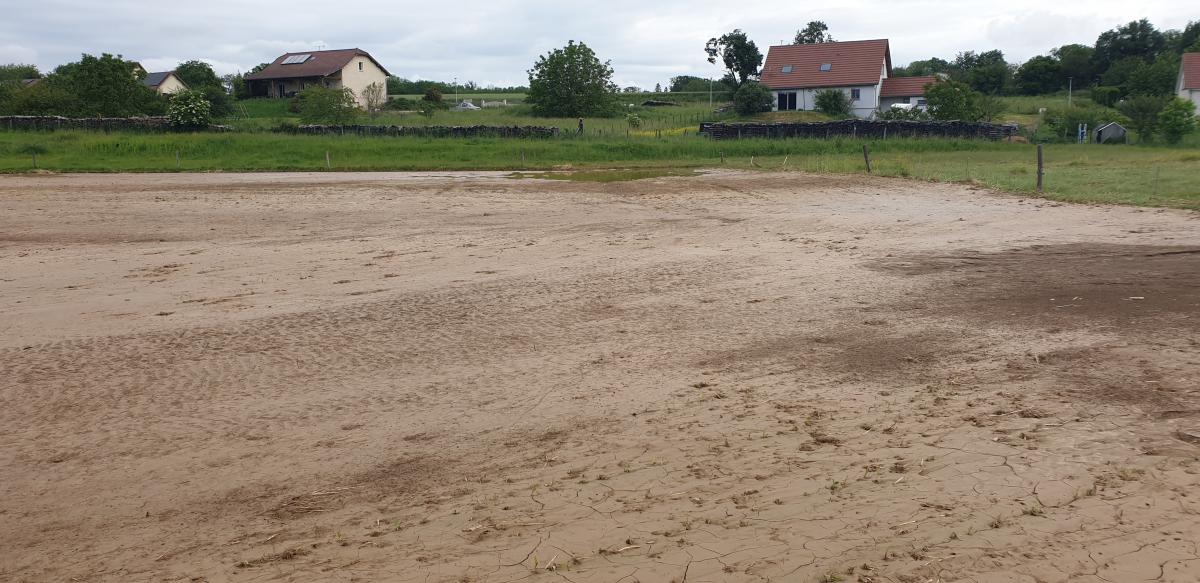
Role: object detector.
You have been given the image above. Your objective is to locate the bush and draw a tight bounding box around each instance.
[297,86,358,125]
[1090,86,1122,107]
[526,40,619,117]
[167,90,212,129]
[732,82,772,115]
[924,80,981,121]
[814,89,852,117]
[200,86,233,118]
[1158,98,1197,144]
[386,97,416,110]
[877,106,931,121]
[422,88,443,103]
[625,113,642,128]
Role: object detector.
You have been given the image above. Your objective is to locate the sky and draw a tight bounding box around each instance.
[1,1,1193,88]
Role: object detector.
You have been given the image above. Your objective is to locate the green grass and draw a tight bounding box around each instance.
[1,130,1196,209]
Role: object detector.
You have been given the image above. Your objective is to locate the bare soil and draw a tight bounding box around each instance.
[1,171,1198,583]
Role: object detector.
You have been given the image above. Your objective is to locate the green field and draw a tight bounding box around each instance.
[2,129,1197,209]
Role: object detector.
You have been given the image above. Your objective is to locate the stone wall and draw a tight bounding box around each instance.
[280,124,560,139]
[699,120,1018,141]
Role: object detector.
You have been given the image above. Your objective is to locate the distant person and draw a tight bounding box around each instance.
[577,118,584,136]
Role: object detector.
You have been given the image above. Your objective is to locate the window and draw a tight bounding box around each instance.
[776,92,797,111]
[358,62,364,71]
[781,65,793,73]
[819,63,832,72]
[850,88,860,101]
[917,99,928,106]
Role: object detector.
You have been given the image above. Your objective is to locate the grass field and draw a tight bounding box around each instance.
[2,130,1196,208]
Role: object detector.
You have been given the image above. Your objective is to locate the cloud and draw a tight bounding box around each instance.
[0,43,38,65]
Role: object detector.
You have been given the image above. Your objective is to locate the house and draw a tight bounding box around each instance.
[760,39,936,118]
[143,71,189,95]
[1178,53,1200,109]
[243,48,390,109]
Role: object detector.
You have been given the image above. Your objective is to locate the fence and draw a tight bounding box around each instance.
[699,120,1018,141]
[280,124,560,139]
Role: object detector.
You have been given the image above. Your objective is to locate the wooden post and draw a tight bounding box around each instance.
[862,144,872,174]
[31,152,37,169]
[1036,144,1044,192]
[325,150,331,170]
[175,149,181,169]
[521,149,526,166]
[720,151,725,164]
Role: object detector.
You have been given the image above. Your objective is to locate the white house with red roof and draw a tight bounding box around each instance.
[760,39,936,118]
[1178,53,1200,109]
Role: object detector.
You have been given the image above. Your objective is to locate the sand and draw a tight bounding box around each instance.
[1,170,1198,583]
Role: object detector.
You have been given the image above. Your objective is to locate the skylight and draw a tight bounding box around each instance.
[819,63,832,72]
[282,54,311,65]
[781,65,793,73]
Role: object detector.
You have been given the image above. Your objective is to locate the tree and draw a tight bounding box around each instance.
[952,50,1009,94]
[732,82,772,115]
[894,57,952,77]
[1051,44,1094,88]
[1125,53,1180,96]
[49,53,161,116]
[976,93,1006,122]
[174,60,221,90]
[422,87,443,103]
[526,40,618,117]
[230,63,268,100]
[0,82,82,116]
[705,29,763,89]
[670,75,730,93]
[794,21,834,44]
[1174,21,1200,54]
[0,64,40,81]
[361,81,387,118]
[1157,98,1197,144]
[297,86,358,125]
[654,82,662,92]
[924,79,981,121]
[813,89,852,117]
[1117,95,1170,141]
[1093,19,1166,72]
[877,106,931,121]
[1014,56,1061,95]
[167,89,212,129]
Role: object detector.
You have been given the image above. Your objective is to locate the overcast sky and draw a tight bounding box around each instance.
[1,1,1193,88]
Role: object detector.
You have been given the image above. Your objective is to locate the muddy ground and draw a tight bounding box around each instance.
[1,171,1198,583]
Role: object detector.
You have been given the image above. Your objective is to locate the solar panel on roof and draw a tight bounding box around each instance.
[282,54,311,65]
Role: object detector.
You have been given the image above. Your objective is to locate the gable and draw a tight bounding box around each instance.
[761,39,891,90]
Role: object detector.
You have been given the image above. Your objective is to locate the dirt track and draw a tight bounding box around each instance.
[1,171,1198,583]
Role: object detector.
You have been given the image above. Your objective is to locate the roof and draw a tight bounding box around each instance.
[880,76,937,97]
[1181,53,1200,90]
[143,71,186,89]
[760,39,891,90]
[244,48,391,81]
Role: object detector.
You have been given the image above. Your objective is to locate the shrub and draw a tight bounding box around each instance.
[297,86,358,125]
[732,82,772,115]
[625,113,642,128]
[1090,86,1122,107]
[877,106,931,121]
[924,80,981,121]
[814,89,852,117]
[527,40,619,117]
[167,90,212,129]
[1158,98,1197,144]
[386,97,416,110]
[422,88,443,103]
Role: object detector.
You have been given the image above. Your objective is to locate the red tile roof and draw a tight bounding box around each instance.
[245,48,390,81]
[1182,53,1200,90]
[760,39,891,90]
[880,76,938,97]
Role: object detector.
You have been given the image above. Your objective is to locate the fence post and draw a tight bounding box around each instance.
[1036,144,1044,192]
[175,149,181,169]
[862,144,872,174]
[325,150,331,170]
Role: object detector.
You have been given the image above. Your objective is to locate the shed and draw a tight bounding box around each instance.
[1094,122,1126,144]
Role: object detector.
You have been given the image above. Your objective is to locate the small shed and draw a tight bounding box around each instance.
[1094,122,1126,144]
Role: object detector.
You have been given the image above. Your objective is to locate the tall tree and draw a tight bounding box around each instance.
[526,40,618,117]
[1175,21,1200,54]
[894,57,952,77]
[0,64,40,81]
[174,60,221,90]
[1050,44,1095,87]
[1093,19,1166,72]
[952,50,1009,94]
[794,21,834,44]
[1014,55,1061,95]
[705,29,763,89]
